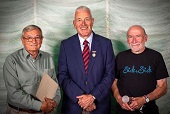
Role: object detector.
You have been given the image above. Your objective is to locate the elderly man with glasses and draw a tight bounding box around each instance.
[3,25,61,114]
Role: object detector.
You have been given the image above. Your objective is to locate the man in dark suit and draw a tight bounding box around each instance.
[58,6,115,114]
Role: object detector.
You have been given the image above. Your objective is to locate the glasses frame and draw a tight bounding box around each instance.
[22,36,42,42]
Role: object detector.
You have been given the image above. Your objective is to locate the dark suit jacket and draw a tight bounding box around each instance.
[58,32,115,114]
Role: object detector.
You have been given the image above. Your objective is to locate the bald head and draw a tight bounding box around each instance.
[127,25,146,36]
[126,25,148,54]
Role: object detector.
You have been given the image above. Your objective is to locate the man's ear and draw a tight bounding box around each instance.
[144,34,148,42]
[73,20,76,29]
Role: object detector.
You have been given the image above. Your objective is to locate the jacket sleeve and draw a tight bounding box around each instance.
[91,40,115,102]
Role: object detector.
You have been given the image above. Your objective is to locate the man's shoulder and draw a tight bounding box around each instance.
[117,49,130,55]
[40,50,50,54]
[6,49,22,58]
[145,48,162,56]
[4,49,23,63]
[40,50,52,57]
[94,33,111,42]
[146,48,159,52]
[62,34,77,43]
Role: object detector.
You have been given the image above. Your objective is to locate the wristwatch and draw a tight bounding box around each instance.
[144,95,149,103]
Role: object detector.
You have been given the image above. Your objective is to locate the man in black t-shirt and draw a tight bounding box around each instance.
[112,25,169,114]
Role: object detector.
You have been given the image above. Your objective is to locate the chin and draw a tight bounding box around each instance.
[30,48,39,51]
[132,48,140,52]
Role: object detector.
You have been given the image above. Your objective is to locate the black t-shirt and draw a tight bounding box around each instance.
[116,48,169,97]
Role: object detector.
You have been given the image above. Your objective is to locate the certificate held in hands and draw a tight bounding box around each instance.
[36,72,58,101]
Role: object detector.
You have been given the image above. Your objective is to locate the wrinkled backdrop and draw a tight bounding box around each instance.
[0,0,170,114]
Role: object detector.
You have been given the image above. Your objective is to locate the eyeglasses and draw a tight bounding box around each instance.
[23,36,42,42]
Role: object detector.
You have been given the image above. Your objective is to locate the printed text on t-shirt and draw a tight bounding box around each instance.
[123,66,152,74]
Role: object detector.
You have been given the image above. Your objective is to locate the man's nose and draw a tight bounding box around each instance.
[82,20,86,25]
[132,37,137,43]
[32,38,36,43]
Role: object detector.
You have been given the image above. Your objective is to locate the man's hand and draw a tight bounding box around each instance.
[40,97,57,113]
[85,103,96,112]
[129,96,145,110]
[117,97,134,111]
[76,94,95,109]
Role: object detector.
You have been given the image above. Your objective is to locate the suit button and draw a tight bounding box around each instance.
[85,81,88,84]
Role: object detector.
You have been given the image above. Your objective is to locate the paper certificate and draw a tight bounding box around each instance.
[36,72,58,101]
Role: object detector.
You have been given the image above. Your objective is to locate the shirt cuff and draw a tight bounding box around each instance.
[32,100,42,111]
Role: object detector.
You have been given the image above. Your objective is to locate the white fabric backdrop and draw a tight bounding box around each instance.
[0,0,170,114]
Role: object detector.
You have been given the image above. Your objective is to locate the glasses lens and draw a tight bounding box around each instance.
[23,36,41,42]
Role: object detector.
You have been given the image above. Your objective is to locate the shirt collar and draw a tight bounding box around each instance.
[22,48,42,59]
[78,33,93,46]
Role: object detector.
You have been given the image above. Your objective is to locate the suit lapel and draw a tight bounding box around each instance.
[88,33,99,74]
[71,33,100,75]
[72,34,85,73]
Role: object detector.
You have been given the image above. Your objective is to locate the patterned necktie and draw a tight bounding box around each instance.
[82,40,90,74]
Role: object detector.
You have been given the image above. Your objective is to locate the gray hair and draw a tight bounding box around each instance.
[75,6,92,18]
[21,25,42,37]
